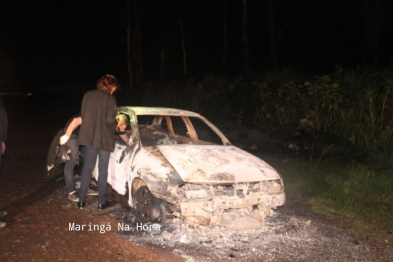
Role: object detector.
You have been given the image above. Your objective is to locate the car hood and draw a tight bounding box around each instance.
[156,145,282,183]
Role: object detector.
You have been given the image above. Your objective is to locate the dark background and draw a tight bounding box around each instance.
[1,0,392,92]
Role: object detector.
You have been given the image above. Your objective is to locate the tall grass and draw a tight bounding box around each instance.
[264,154,393,246]
[252,67,393,158]
[137,66,393,158]
[254,69,393,152]
[310,162,393,244]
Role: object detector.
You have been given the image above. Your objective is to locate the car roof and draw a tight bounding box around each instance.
[118,106,202,117]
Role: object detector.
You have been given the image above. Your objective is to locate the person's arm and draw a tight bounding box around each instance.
[116,120,130,145]
[118,133,130,145]
[59,117,82,145]
[1,142,5,153]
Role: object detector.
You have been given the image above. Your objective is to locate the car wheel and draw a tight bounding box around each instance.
[134,186,162,223]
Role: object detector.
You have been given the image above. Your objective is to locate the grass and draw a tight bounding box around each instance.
[263,154,393,248]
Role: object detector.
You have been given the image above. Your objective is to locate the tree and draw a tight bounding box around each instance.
[102,0,143,96]
[222,0,229,71]
[242,0,249,71]
[126,0,143,91]
[265,0,303,70]
[179,0,187,78]
[158,0,168,80]
[267,0,279,70]
[156,0,180,80]
[360,0,393,65]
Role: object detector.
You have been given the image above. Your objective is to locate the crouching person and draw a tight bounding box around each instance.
[61,115,98,202]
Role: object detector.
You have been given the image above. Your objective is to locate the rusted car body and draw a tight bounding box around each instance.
[92,106,286,228]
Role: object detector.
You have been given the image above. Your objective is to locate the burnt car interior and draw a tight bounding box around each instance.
[136,115,223,146]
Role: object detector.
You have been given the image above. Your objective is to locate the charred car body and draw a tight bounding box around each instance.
[94,106,286,228]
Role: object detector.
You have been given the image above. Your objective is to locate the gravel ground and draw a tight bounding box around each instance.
[108,202,393,262]
[1,96,393,261]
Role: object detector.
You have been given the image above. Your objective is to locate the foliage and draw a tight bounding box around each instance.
[252,66,393,159]
[136,66,393,160]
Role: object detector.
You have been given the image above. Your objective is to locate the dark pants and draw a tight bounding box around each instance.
[79,146,110,204]
[64,136,79,194]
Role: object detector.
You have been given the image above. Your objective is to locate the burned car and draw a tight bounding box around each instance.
[95,106,285,229]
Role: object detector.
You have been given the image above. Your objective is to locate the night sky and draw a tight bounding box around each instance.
[1,0,392,92]
[1,0,125,90]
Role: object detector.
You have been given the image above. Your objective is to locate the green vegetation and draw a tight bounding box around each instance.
[139,66,393,159]
[265,155,393,247]
[135,66,393,246]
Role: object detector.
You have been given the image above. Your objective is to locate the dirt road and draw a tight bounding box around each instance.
[0,95,392,261]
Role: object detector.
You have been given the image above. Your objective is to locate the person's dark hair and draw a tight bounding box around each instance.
[96,74,119,94]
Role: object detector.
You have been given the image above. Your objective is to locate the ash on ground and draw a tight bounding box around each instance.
[106,205,392,262]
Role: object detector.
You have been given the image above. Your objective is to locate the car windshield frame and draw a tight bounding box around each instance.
[117,106,232,146]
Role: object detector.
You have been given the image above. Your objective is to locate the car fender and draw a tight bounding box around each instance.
[130,146,184,206]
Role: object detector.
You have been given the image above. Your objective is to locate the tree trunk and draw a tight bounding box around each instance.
[126,0,134,92]
[222,0,229,72]
[159,0,166,80]
[242,0,249,71]
[179,0,187,78]
[267,0,279,71]
[133,0,143,83]
[361,0,384,65]
[126,0,143,96]
[159,40,166,81]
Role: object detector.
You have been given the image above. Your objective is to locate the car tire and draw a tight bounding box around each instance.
[134,186,163,223]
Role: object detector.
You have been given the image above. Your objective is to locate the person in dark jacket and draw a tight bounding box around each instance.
[77,74,119,210]
[0,96,8,228]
